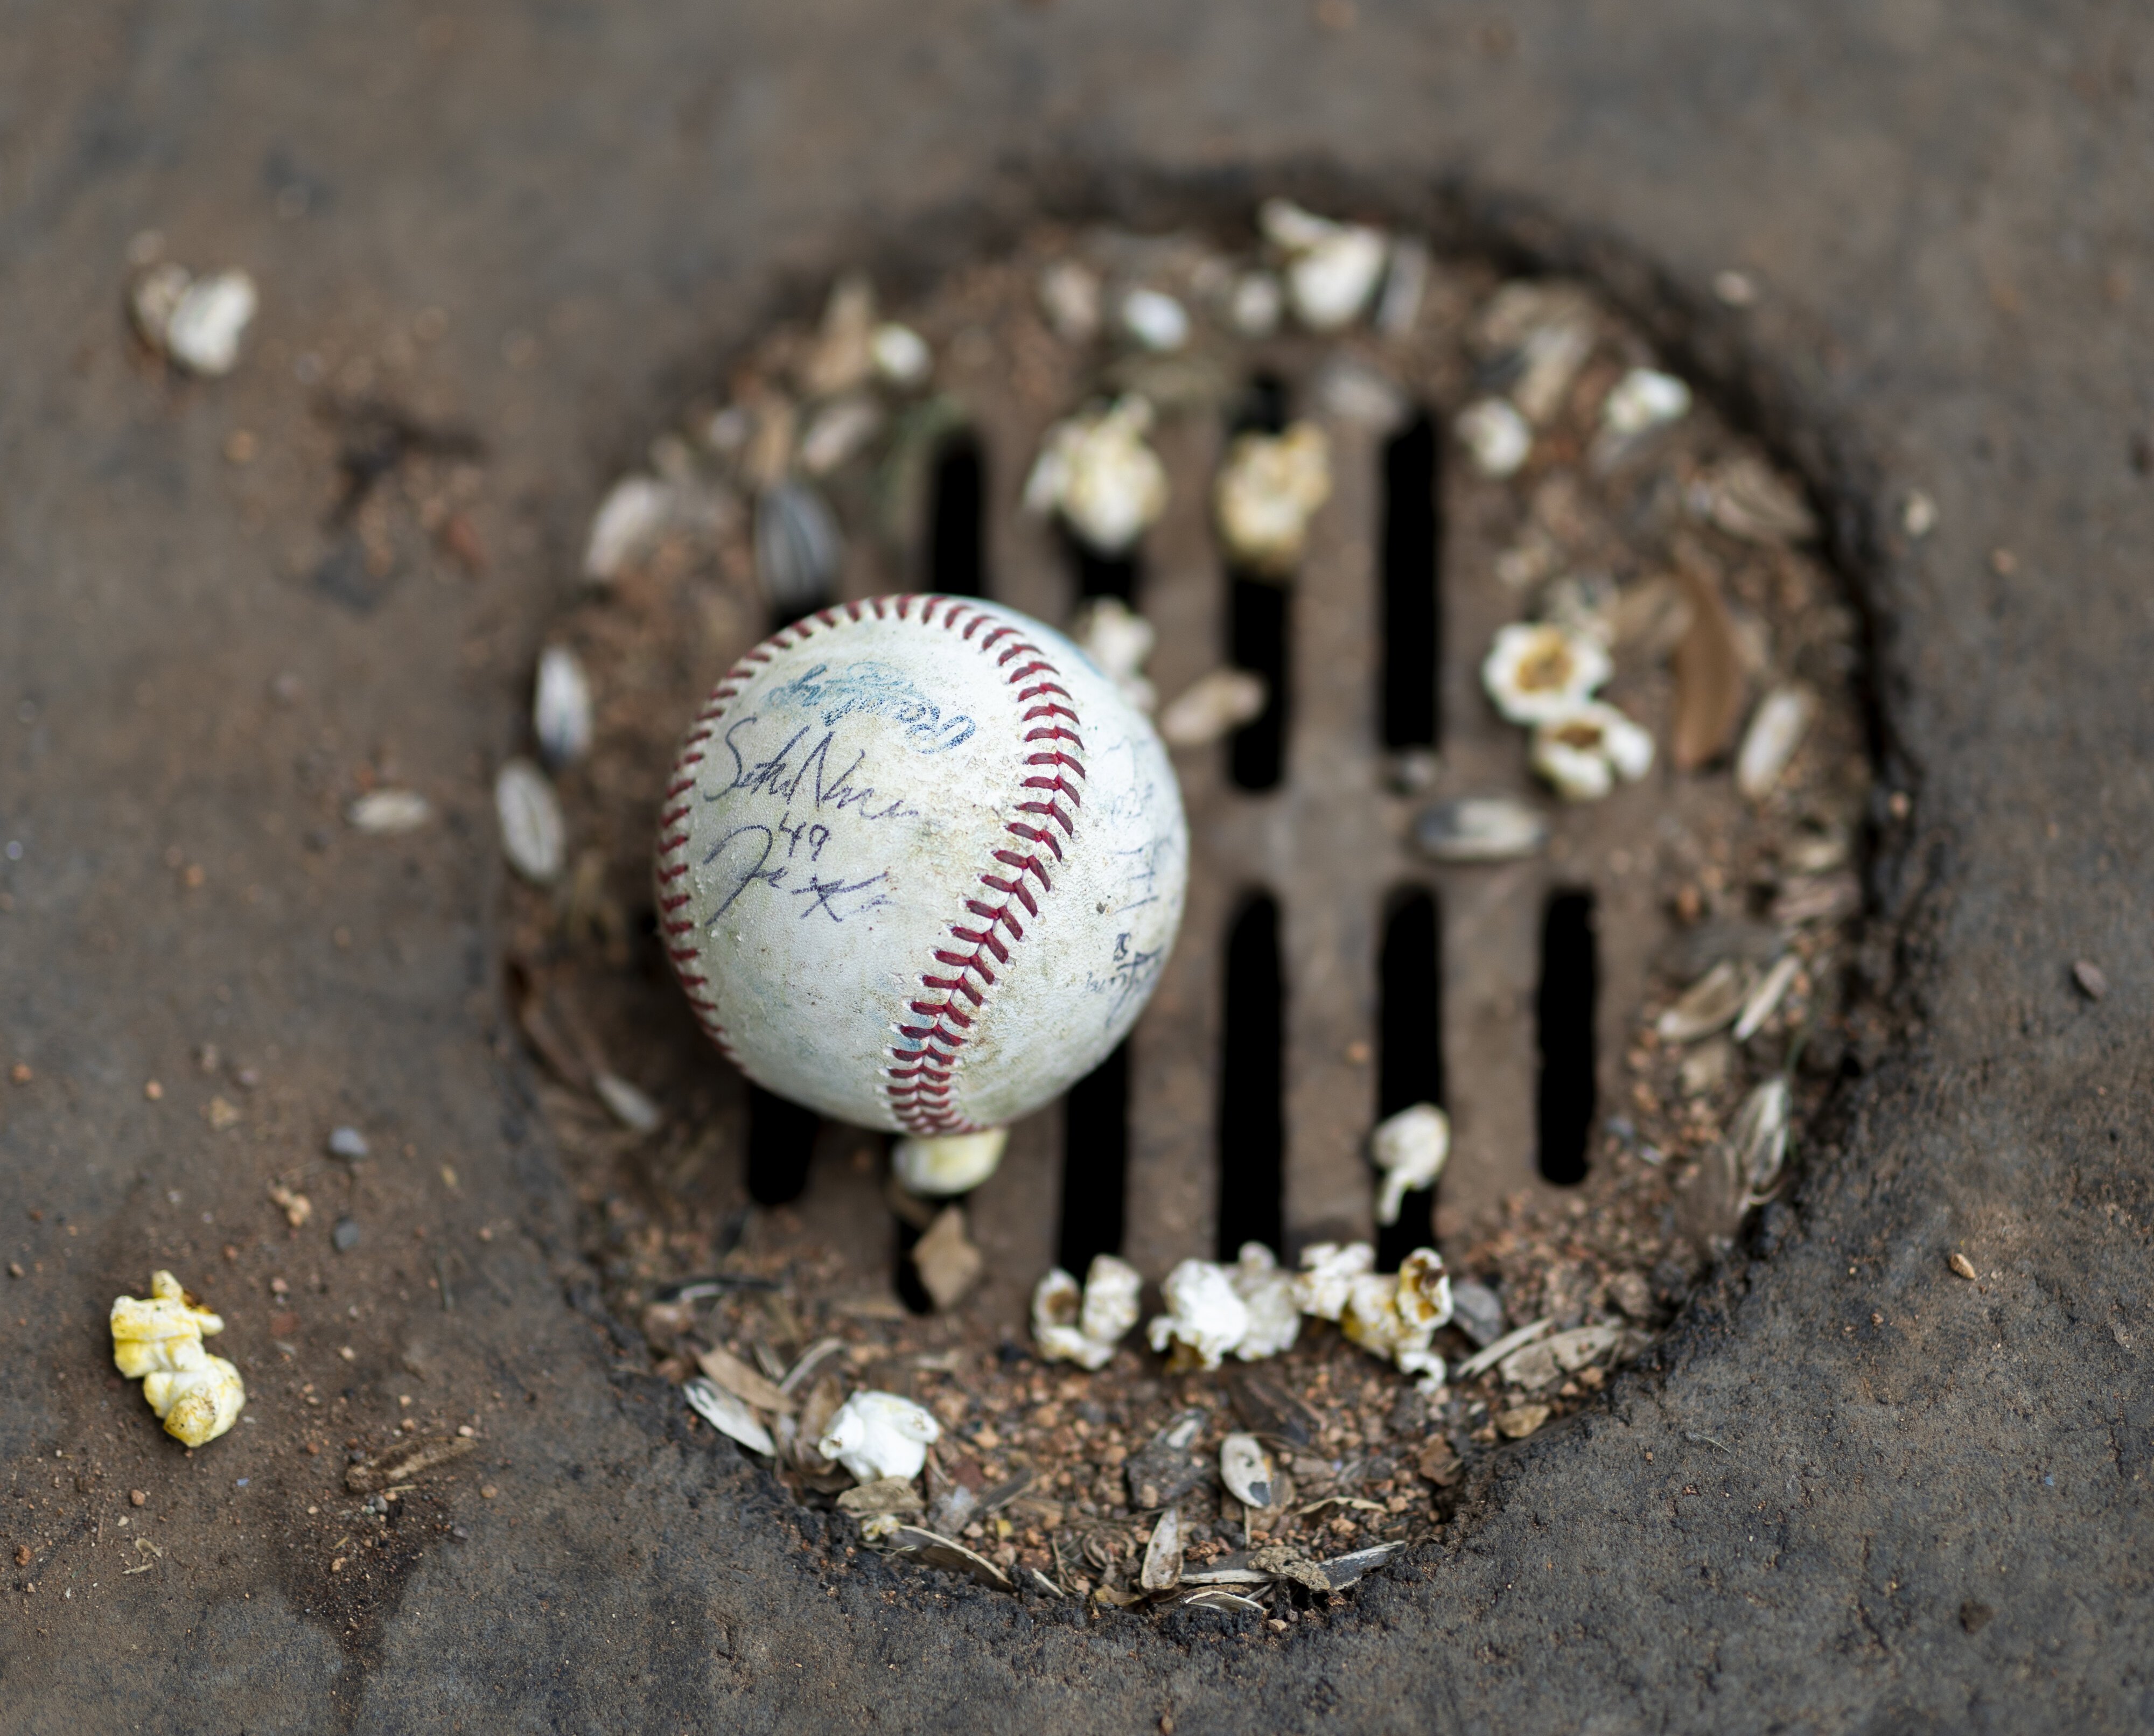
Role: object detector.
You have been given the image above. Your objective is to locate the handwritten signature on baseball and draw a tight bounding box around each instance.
[765,660,975,754]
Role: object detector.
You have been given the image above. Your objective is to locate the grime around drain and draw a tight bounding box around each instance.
[503,204,1875,1623]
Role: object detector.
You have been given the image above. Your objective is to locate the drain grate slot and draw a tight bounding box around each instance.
[1376,887,1443,1270]
[1227,574,1289,792]
[746,1083,820,1207]
[1057,1041,1130,1273]
[1534,889,1598,1186]
[1380,410,1441,751]
[926,430,986,596]
[1215,893,1285,1259]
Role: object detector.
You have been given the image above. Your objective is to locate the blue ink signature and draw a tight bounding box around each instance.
[763,660,975,754]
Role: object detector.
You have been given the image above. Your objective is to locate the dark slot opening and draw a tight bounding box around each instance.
[1227,374,1293,792]
[1381,411,1440,750]
[1063,527,1139,604]
[1058,1040,1130,1273]
[1216,894,1284,1259]
[1375,888,1444,1270]
[1535,890,1598,1186]
[927,432,985,597]
[745,1083,820,1206]
[894,1214,935,1315]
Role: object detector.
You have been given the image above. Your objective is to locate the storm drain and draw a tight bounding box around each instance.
[501,205,1873,1615]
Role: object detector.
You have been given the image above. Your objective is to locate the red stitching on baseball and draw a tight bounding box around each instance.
[653,594,1087,1137]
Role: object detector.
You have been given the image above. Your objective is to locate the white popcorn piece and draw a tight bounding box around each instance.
[1396,1247,1454,1333]
[1038,259,1103,344]
[817,1390,942,1484]
[891,1128,1008,1198]
[1072,597,1158,712]
[1119,287,1191,352]
[111,1272,244,1446]
[1529,701,1656,802]
[1032,1255,1142,1370]
[1023,397,1169,556]
[1294,1241,1375,1322]
[1480,622,1613,726]
[1260,199,1388,331]
[1227,1243,1301,1361]
[1229,271,1284,338]
[1078,1254,1143,1349]
[1213,423,1333,576]
[1601,367,1692,438]
[1156,669,1267,749]
[870,322,933,387]
[1370,1103,1450,1227]
[111,1270,224,1378]
[1455,397,1533,478]
[1145,1259,1249,1373]
[162,270,258,376]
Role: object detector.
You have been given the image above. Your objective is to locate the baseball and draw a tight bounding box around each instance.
[656,594,1188,1137]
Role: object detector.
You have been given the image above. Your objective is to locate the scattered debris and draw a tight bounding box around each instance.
[881,1525,1014,1592]
[1726,1076,1792,1206]
[798,395,884,476]
[2072,960,2109,1002]
[696,1344,792,1414]
[1948,1252,1978,1281]
[327,1126,370,1160]
[583,477,674,582]
[1138,1507,1185,1590]
[1446,1280,1506,1348]
[1125,1411,1211,1510]
[1657,960,1753,1042]
[754,478,843,613]
[1735,686,1816,801]
[347,789,431,835]
[818,1390,940,1482]
[837,1476,924,1521]
[684,1376,776,1457]
[1219,1434,1275,1510]
[592,1072,662,1134]
[892,1128,1008,1197]
[495,759,567,885]
[911,1206,984,1312]
[1668,554,1746,769]
[110,1271,245,1447]
[1157,669,1268,748]
[1732,954,1801,1043]
[331,1217,361,1254]
[1213,423,1333,575]
[1696,454,1816,544]
[1369,1103,1449,1225]
[1495,1403,1551,1439]
[1412,796,1548,863]
[1228,270,1284,338]
[1902,490,1939,538]
[1039,260,1103,344]
[533,646,595,769]
[346,1434,474,1493]
[267,1184,312,1229]
[1024,397,1170,555]
[1712,269,1758,307]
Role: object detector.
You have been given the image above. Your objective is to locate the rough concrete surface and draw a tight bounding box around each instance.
[2,2,2149,1730]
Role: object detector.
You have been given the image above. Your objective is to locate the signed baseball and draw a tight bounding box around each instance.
[657,594,1188,1136]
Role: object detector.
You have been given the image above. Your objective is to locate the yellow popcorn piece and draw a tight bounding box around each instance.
[142,1357,247,1447]
[111,1271,243,1445]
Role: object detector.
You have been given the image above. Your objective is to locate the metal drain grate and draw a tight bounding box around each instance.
[520,215,1867,1445]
